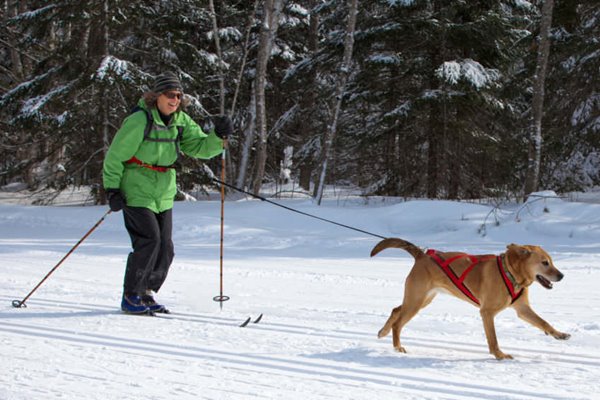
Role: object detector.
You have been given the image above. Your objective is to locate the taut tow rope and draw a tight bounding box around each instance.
[212,178,387,240]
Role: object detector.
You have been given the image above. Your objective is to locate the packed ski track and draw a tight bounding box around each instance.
[1,192,599,399]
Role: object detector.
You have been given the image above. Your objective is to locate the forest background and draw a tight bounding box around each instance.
[0,0,598,204]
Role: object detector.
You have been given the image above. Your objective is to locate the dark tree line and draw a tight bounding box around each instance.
[1,0,598,203]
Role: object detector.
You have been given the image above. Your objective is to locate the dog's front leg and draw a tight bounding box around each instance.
[480,308,512,360]
[513,303,571,340]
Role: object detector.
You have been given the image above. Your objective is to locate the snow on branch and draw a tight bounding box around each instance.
[572,93,600,128]
[94,56,135,83]
[287,3,309,17]
[386,0,416,6]
[513,0,535,11]
[436,59,501,90]
[197,49,223,69]
[11,4,57,21]
[206,27,243,42]
[384,101,412,118]
[366,53,401,66]
[0,67,60,106]
[272,43,297,61]
[20,84,72,120]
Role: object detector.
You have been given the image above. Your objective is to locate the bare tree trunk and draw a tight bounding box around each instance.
[208,0,225,115]
[7,0,23,79]
[298,0,321,191]
[524,0,555,199]
[236,82,256,189]
[426,106,439,198]
[251,0,283,195]
[6,0,37,189]
[314,0,358,205]
[87,0,109,149]
[230,0,259,117]
[93,0,109,201]
[1,1,38,84]
[448,119,460,199]
[208,0,236,184]
[426,0,447,199]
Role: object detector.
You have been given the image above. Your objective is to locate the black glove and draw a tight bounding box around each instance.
[213,115,233,139]
[106,189,125,212]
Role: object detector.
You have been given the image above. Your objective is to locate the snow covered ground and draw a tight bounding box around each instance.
[1,192,599,399]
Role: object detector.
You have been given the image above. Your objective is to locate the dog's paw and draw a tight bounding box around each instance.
[377,328,390,338]
[394,346,407,353]
[553,331,571,340]
[493,351,513,360]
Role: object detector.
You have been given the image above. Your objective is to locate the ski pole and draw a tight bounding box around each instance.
[11,209,112,308]
[213,138,230,309]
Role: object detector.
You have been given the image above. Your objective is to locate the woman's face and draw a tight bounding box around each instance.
[156,91,182,115]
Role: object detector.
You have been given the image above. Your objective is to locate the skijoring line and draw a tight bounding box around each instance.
[211,178,387,240]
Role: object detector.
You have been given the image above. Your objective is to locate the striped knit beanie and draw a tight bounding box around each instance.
[151,72,183,93]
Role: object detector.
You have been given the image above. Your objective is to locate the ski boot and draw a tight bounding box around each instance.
[142,291,170,314]
[121,294,151,315]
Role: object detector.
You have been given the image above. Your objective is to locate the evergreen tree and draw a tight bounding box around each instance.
[346,0,535,199]
[1,0,598,202]
[543,0,600,191]
[0,1,239,197]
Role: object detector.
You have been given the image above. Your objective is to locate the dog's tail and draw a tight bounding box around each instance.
[370,238,425,259]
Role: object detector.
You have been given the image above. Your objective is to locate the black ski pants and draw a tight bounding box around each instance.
[122,206,174,296]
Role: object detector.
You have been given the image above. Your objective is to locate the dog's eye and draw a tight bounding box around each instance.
[542,260,550,267]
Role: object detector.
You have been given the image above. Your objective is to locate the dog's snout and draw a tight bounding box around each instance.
[556,271,564,281]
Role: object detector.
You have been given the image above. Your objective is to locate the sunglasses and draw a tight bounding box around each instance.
[163,91,182,100]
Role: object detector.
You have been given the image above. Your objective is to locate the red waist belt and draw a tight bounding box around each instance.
[126,156,171,173]
[426,249,523,305]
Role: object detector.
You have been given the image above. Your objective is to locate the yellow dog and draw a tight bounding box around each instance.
[371,238,570,360]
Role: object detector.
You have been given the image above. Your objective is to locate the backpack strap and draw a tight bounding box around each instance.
[174,126,183,164]
[127,106,184,168]
[131,106,183,144]
[130,105,154,140]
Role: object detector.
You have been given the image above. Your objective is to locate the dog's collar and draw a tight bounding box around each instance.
[500,254,520,290]
[498,255,524,303]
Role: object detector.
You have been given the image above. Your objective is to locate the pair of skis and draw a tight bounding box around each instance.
[133,309,263,328]
[239,313,263,327]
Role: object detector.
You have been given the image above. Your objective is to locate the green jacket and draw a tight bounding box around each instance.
[103,99,223,213]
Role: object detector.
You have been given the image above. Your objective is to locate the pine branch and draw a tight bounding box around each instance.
[0,37,39,62]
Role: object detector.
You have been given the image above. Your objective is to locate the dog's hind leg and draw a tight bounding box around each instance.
[391,293,436,353]
[379,291,436,353]
[378,292,435,338]
[379,267,436,352]
[378,305,402,339]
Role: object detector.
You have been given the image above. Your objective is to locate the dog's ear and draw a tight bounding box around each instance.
[506,244,531,257]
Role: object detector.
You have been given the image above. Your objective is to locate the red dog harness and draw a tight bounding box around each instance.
[426,250,523,305]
